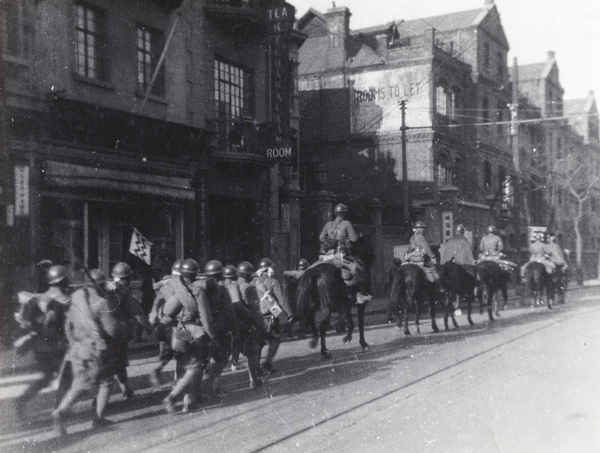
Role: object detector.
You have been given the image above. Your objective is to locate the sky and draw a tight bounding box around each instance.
[289,0,600,102]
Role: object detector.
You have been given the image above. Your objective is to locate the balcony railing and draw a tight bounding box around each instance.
[206,117,266,160]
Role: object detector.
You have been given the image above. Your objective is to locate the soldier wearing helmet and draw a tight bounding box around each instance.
[298,259,309,271]
[15,265,71,419]
[193,260,239,398]
[439,224,475,266]
[252,257,293,373]
[235,261,268,388]
[319,203,358,256]
[521,231,556,281]
[407,221,437,265]
[479,225,503,260]
[162,258,215,413]
[148,259,185,386]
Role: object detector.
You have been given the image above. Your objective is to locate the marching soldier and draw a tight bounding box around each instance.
[197,260,239,398]
[15,265,70,419]
[236,261,269,387]
[148,259,183,386]
[162,259,215,413]
[222,264,245,371]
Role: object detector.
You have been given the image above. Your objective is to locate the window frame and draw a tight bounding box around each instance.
[214,56,254,119]
[74,2,106,81]
[136,24,166,97]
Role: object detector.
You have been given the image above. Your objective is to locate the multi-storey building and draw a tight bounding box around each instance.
[513,54,600,276]
[297,1,512,294]
[0,0,304,327]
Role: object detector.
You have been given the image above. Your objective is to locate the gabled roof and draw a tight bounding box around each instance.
[564,98,588,116]
[514,62,546,81]
[397,8,486,37]
[297,7,327,32]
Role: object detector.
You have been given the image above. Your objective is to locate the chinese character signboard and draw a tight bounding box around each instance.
[442,211,453,243]
[15,165,29,216]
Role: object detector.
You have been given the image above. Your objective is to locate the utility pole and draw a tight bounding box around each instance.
[510,57,524,259]
[399,100,410,234]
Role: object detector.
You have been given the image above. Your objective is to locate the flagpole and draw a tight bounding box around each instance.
[139,13,180,113]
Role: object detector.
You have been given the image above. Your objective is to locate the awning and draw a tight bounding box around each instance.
[44,161,195,200]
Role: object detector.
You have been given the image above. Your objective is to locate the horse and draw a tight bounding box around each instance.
[475,260,510,322]
[294,262,369,358]
[437,261,477,330]
[389,264,439,336]
[523,261,555,309]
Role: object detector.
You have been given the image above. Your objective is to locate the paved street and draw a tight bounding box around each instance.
[1,285,599,453]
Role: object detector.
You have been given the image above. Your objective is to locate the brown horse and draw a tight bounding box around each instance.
[293,262,369,358]
[389,264,439,336]
[437,261,477,329]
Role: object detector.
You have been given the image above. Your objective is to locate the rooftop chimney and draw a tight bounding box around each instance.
[547,50,556,61]
[485,0,494,6]
[324,6,351,69]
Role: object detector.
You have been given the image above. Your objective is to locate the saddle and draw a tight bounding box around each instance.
[315,254,365,288]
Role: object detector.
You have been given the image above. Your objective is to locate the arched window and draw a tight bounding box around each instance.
[436,82,448,116]
[450,87,460,120]
[437,153,453,186]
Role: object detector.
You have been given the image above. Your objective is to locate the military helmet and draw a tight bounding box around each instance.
[204,260,224,276]
[456,224,465,233]
[88,268,108,284]
[414,221,426,229]
[180,259,200,276]
[223,264,237,279]
[172,259,183,274]
[334,203,348,214]
[237,261,254,277]
[47,265,68,285]
[487,225,498,233]
[111,262,133,279]
[298,258,309,270]
[258,258,274,269]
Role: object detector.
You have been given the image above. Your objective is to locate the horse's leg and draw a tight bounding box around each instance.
[430,291,439,333]
[488,289,495,321]
[308,313,319,349]
[342,294,354,344]
[414,297,421,335]
[320,318,332,359]
[470,286,479,326]
[404,297,411,336]
[443,292,450,331]
[356,302,369,351]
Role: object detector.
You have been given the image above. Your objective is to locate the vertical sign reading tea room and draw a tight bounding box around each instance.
[266,2,295,161]
[15,165,30,216]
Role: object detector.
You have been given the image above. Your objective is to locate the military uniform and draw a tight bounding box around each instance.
[479,233,504,259]
[319,216,358,253]
[522,239,555,276]
[440,235,475,265]
[408,232,437,264]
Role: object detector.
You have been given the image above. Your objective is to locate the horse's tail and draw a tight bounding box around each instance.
[389,268,406,308]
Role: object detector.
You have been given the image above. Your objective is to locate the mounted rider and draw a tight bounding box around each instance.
[439,224,475,266]
[521,231,556,281]
[546,232,568,275]
[404,221,438,283]
[478,225,517,272]
[318,203,371,303]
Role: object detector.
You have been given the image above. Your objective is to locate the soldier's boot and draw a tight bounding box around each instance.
[262,340,280,374]
[206,362,227,397]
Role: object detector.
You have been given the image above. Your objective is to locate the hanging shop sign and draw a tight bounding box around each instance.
[14,165,30,216]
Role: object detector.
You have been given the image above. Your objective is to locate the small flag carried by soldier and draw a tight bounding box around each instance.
[129,227,152,265]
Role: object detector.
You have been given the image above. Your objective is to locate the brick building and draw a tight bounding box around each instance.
[513,54,600,276]
[0,0,304,328]
[297,1,512,294]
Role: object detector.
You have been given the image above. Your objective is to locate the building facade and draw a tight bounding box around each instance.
[297,1,513,294]
[0,0,304,329]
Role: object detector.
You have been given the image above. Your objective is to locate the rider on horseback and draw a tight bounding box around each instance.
[520,232,556,282]
[546,232,568,275]
[479,225,517,272]
[405,221,438,283]
[318,204,371,303]
[319,203,358,256]
[439,224,475,266]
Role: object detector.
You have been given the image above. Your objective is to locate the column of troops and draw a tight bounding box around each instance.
[13,256,300,436]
